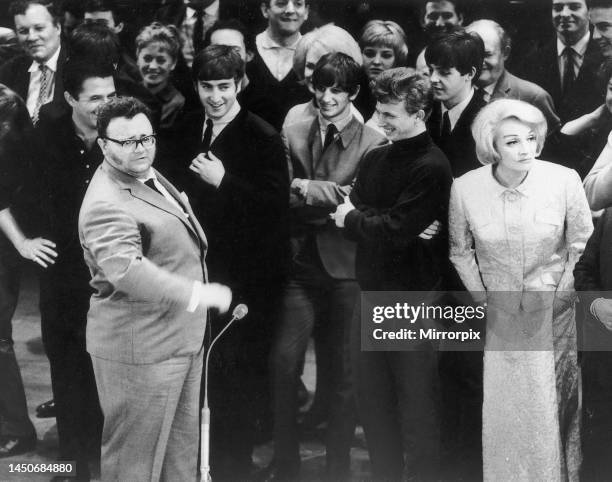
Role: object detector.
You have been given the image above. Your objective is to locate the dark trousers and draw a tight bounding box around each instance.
[271,258,358,476]
[0,237,35,440]
[208,283,281,480]
[40,265,101,481]
[438,350,483,480]
[351,303,441,481]
[581,350,612,481]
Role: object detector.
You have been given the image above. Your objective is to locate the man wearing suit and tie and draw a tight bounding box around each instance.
[79,96,231,481]
[465,19,561,133]
[175,45,289,479]
[426,29,486,177]
[0,1,66,124]
[520,0,605,123]
[268,52,387,480]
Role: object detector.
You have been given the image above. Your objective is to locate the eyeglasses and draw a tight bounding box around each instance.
[102,134,157,150]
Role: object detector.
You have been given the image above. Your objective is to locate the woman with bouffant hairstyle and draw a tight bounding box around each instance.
[449,98,592,480]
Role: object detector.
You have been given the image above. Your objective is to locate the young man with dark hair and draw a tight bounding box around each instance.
[589,0,612,58]
[205,18,277,126]
[425,29,486,177]
[421,0,464,37]
[247,0,312,131]
[31,58,116,480]
[175,44,289,480]
[268,52,387,481]
[0,0,67,124]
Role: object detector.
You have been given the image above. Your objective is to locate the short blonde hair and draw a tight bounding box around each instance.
[135,22,180,61]
[292,30,318,80]
[471,99,547,165]
[359,20,409,66]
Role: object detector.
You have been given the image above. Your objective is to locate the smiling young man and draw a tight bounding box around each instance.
[589,0,612,58]
[520,0,605,122]
[330,66,452,482]
[0,1,66,123]
[274,52,387,481]
[425,29,486,177]
[173,44,290,480]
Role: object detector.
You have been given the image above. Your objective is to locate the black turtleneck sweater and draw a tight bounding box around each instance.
[344,131,453,291]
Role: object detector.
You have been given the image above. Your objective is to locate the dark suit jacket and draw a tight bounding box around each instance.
[520,34,605,123]
[0,45,67,106]
[491,70,561,133]
[428,91,486,178]
[79,162,208,364]
[574,208,612,350]
[283,115,388,279]
[172,107,290,288]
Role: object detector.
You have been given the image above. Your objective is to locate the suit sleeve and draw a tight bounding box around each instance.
[584,131,612,210]
[574,210,604,309]
[216,129,288,218]
[80,199,196,309]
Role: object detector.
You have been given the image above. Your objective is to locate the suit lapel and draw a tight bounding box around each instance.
[155,170,207,247]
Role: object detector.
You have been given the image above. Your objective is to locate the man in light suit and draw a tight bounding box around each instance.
[465,19,561,133]
[267,52,387,481]
[78,96,231,481]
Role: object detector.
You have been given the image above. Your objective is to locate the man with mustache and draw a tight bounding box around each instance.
[520,0,605,122]
[0,0,66,125]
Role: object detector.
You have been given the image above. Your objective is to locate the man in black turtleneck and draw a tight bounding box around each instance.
[331,68,452,482]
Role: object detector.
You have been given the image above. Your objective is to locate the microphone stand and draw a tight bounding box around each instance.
[200,305,247,482]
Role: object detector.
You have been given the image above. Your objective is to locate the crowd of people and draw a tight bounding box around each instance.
[3,0,612,481]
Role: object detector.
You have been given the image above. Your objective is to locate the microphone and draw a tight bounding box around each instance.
[200,304,248,482]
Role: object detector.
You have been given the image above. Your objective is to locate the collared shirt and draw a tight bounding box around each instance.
[317,108,354,146]
[180,0,219,68]
[202,101,241,145]
[441,88,475,131]
[26,45,61,117]
[138,170,186,216]
[557,30,590,81]
[255,29,300,81]
[482,82,496,103]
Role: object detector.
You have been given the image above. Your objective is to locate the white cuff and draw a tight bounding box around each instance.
[591,297,605,320]
[187,280,203,312]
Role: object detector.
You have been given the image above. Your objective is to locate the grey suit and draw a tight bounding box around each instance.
[79,161,208,481]
[490,70,561,133]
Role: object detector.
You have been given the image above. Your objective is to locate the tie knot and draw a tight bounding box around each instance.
[39,63,47,72]
[145,178,157,189]
[563,46,574,58]
[326,124,337,135]
[205,119,213,129]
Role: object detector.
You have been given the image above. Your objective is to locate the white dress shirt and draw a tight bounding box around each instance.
[255,29,300,81]
[441,88,475,131]
[557,30,590,82]
[26,45,61,117]
[202,100,241,145]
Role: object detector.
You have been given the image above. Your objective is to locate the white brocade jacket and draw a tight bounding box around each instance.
[449,160,593,313]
